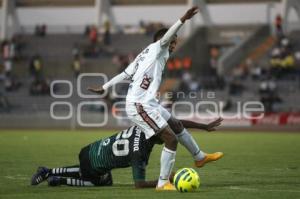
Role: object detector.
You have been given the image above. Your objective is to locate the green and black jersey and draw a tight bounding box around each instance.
[88,126,155,182]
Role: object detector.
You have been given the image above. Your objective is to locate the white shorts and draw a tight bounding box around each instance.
[126,102,171,139]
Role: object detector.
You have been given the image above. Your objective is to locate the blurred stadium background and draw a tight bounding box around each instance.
[0,1,300,198]
[0,0,300,130]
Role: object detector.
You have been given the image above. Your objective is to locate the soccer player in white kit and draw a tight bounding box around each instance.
[88,7,223,190]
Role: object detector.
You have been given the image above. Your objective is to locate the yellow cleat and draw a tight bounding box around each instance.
[195,152,224,168]
[156,181,176,191]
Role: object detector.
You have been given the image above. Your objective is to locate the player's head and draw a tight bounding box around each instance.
[153,28,178,53]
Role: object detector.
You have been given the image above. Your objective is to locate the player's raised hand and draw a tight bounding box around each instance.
[87,86,105,95]
[205,117,223,132]
[180,6,199,23]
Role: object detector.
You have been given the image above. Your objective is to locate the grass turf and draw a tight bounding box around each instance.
[0,130,300,199]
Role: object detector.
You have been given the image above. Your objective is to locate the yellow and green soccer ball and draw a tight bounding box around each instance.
[174,168,200,192]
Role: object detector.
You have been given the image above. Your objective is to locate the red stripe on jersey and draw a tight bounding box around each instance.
[135,103,160,132]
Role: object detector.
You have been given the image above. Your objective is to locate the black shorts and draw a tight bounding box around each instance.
[79,145,113,186]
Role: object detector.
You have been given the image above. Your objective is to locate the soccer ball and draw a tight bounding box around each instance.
[174,168,200,192]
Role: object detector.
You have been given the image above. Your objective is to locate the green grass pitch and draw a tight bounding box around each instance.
[0,130,300,199]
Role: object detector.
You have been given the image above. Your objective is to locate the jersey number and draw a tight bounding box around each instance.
[112,127,134,156]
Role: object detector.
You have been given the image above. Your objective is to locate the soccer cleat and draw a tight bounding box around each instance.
[156,181,176,191]
[195,152,224,168]
[31,167,50,185]
[47,176,62,186]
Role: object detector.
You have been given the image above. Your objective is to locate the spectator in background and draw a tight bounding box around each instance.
[29,54,43,80]
[4,59,12,77]
[275,14,283,38]
[9,41,15,59]
[29,78,50,95]
[295,51,300,67]
[11,36,19,60]
[259,77,281,112]
[104,20,111,46]
[181,72,201,93]
[209,46,225,89]
[270,37,296,78]
[4,72,22,92]
[2,40,11,60]
[250,65,264,80]
[182,57,192,70]
[72,55,81,78]
[35,24,47,37]
[229,77,244,96]
[34,25,39,36]
[1,38,21,60]
[139,20,146,32]
[41,24,47,37]
[72,43,80,58]
[89,26,98,45]
[210,46,219,71]
[0,92,11,112]
[27,55,49,95]
[84,25,90,36]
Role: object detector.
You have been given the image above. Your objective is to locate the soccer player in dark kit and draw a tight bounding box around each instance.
[31,118,223,188]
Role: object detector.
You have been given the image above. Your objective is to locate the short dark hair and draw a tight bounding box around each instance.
[153,28,168,42]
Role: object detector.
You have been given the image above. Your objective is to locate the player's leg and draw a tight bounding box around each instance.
[157,105,223,167]
[167,117,223,167]
[50,165,81,178]
[48,144,114,187]
[167,117,205,160]
[157,105,205,160]
[48,172,113,187]
[47,176,94,187]
[156,126,178,189]
[31,165,80,185]
[129,103,177,190]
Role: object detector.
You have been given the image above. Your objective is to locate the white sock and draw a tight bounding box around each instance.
[157,147,176,187]
[177,129,205,161]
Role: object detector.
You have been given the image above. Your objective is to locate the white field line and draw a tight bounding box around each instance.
[4,175,28,180]
[228,186,300,193]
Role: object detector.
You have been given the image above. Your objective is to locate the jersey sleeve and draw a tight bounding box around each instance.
[131,153,146,182]
[102,72,128,90]
[123,61,137,80]
[160,20,183,48]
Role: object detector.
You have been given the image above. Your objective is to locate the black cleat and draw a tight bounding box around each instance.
[31,167,50,185]
[47,176,61,186]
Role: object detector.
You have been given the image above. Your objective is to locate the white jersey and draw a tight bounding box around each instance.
[102,20,183,108]
[124,40,169,106]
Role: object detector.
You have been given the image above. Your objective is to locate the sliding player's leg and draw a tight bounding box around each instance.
[78,144,113,187]
[31,165,80,185]
[47,172,113,187]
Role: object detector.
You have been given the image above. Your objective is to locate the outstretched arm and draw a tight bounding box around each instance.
[160,6,199,47]
[87,72,126,94]
[88,60,137,95]
[135,180,158,188]
[87,72,129,94]
[180,118,223,132]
